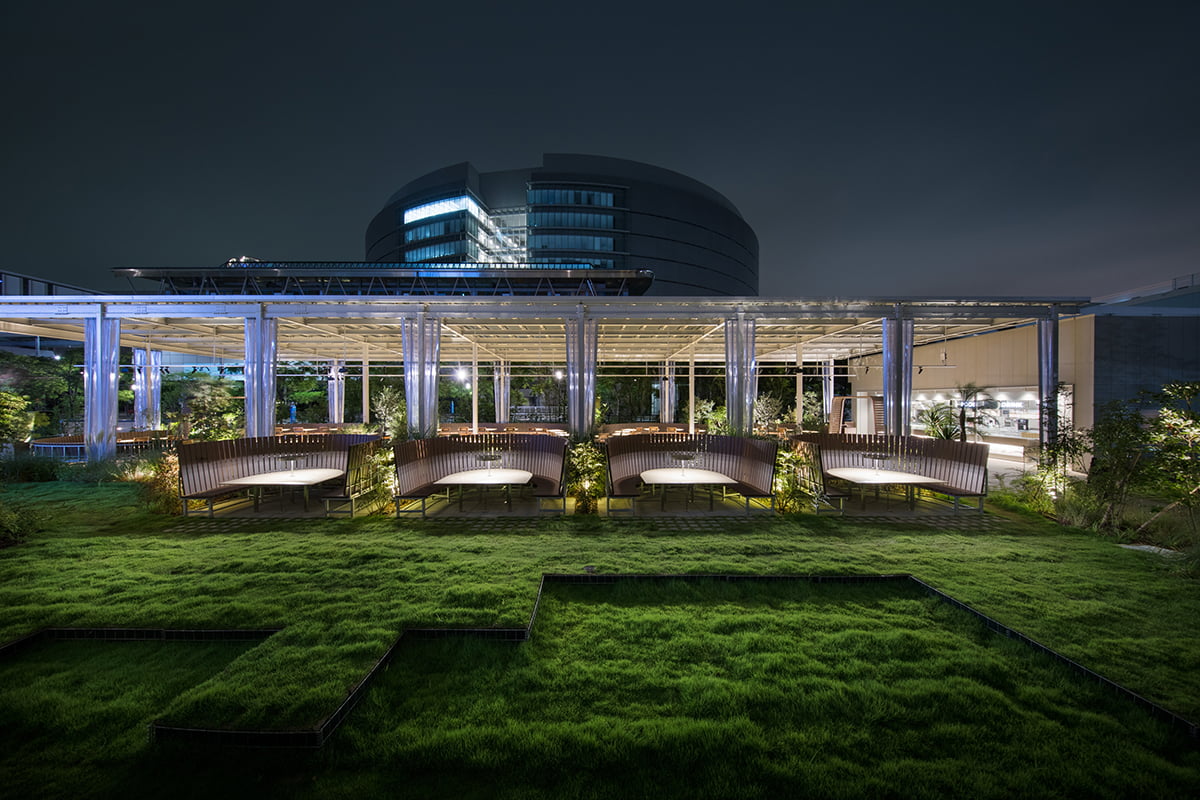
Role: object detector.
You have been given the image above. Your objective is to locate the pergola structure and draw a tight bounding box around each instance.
[0,295,1085,460]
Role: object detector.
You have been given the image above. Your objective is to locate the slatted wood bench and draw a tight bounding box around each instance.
[792,433,989,512]
[604,433,778,515]
[792,440,849,514]
[177,434,382,517]
[320,438,386,517]
[393,434,568,518]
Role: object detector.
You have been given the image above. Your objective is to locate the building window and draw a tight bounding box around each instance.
[405,217,466,242]
[527,189,615,207]
[405,241,465,261]
[528,212,614,229]
[404,195,487,225]
[528,235,615,251]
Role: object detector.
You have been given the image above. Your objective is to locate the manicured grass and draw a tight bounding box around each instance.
[0,639,256,799]
[1,481,1199,798]
[319,580,1199,799]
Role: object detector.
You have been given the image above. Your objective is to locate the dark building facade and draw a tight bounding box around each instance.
[366,154,759,296]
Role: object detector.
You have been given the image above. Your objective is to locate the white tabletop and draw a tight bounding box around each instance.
[435,468,533,486]
[826,467,940,485]
[222,468,344,487]
[640,467,736,485]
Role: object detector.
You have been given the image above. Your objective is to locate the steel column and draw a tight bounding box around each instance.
[243,311,278,438]
[724,313,757,437]
[688,352,696,434]
[494,361,510,424]
[84,312,120,462]
[1038,309,1060,447]
[881,316,914,436]
[659,361,677,424]
[132,348,162,430]
[470,342,478,434]
[822,359,834,420]
[361,345,370,424]
[327,360,345,424]
[402,313,441,439]
[565,306,598,438]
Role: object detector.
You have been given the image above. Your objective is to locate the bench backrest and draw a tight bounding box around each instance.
[605,434,777,496]
[792,433,988,495]
[178,434,382,498]
[393,434,567,497]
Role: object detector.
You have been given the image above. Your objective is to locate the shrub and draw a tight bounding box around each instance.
[0,454,61,482]
[132,452,182,515]
[565,440,606,514]
[772,446,807,514]
[55,458,125,484]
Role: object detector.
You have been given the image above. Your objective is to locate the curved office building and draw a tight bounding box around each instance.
[365,154,759,296]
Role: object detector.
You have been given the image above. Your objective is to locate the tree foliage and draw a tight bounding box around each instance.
[0,350,84,436]
[1137,382,1200,535]
[163,373,244,440]
[0,391,33,444]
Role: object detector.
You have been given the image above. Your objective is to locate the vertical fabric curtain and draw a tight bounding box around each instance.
[565,307,598,438]
[402,314,441,438]
[84,313,120,461]
[244,312,278,438]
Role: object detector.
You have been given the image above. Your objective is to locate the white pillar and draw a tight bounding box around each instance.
[688,352,696,434]
[493,361,510,424]
[658,361,676,424]
[470,342,479,434]
[133,348,162,430]
[84,312,120,461]
[882,314,914,436]
[724,313,756,437]
[794,344,803,431]
[565,305,598,438]
[246,311,278,438]
[327,360,345,425]
[1038,308,1060,447]
[822,359,835,419]
[402,313,440,438]
[244,310,278,438]
[361,345,371,425]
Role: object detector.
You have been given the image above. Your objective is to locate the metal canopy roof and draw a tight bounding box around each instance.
[0,295,1086,367]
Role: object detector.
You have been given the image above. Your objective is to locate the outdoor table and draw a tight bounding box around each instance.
[222,468,345,512]
[435,468,533,510]
[825,466,941,510]
[640,467,736,511]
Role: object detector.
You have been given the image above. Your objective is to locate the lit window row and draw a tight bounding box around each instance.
[404,217,467,243]
[405,242,464,261]
[403,195,488,225]
[528,235,615,251]
[527,189,615,207]
[528,212,614,229]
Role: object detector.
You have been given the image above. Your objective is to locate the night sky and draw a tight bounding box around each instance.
[2,1,1197,299]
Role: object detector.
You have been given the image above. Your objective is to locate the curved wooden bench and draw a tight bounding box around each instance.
[604,434,778,515]
[393,434,567,518]
[177,434,381,517]
[792,433,989,512]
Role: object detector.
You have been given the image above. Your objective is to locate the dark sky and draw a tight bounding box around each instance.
[2,1,1197,299]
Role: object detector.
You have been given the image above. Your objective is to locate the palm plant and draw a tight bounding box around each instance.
[916,401,960,440]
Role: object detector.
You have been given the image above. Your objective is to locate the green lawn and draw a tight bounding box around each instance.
[1,482,1198,798]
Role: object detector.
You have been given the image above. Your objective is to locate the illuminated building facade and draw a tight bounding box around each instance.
[365,154,759,296]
